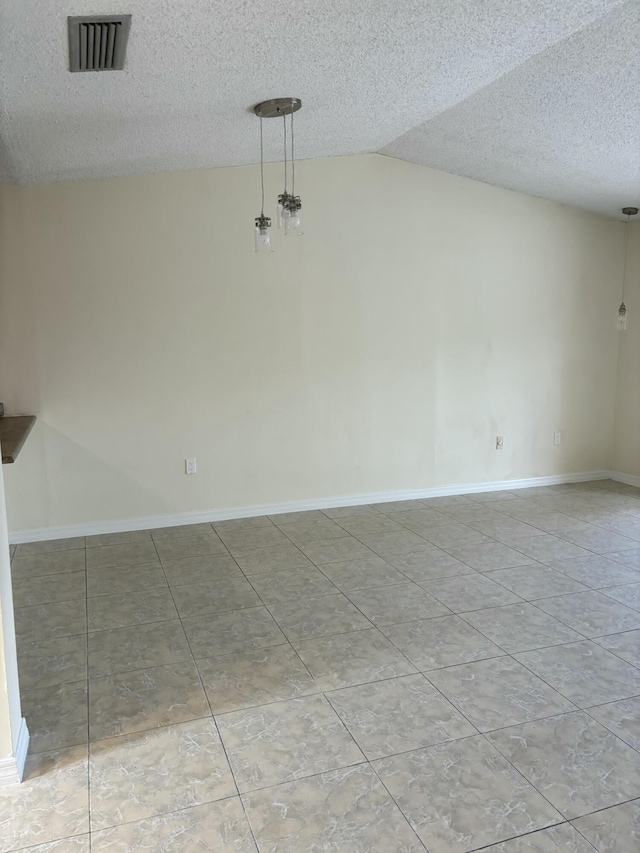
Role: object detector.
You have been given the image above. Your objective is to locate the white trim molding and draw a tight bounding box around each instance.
[0,718,29,786]
[609,471,640,489]
[8,469,614,544]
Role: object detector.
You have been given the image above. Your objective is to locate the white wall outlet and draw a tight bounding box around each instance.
[554,431,562,446]
[495,435,504,451]
[185,457,197,474]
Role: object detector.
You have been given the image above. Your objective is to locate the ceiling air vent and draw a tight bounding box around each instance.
[68,15,132,72]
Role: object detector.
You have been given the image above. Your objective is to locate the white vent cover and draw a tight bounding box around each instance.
[68,15,132,72]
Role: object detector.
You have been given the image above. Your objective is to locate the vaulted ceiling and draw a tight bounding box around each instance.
[0,1,638,218]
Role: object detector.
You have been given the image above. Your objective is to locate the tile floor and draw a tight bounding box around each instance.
[3,480,640,851]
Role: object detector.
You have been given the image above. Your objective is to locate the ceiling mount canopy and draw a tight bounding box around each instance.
[253,98,302,119]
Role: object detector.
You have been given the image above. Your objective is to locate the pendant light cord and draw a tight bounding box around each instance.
[283,114,288,194]
[260,114,265,216]
[291,110,295,198]
[621,213,631,303]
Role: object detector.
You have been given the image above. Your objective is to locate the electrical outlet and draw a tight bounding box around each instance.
[185,458,197,474]
[554,432,562,446]
[496,436,504,451]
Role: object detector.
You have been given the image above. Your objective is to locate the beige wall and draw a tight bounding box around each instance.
[0,154,624,534]
[614,222,640,477]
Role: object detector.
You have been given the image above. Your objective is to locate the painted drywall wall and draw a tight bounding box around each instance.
[0,153,623,533]
[0,461,22,762]
[614,222,640,477]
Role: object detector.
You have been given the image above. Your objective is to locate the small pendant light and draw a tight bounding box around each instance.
[254,114,273,253]
[277,115,293,228]
[618,207,638,330]
[284,110,303,237]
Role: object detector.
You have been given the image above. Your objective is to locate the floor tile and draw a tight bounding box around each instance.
[375,499,431,513]
[385,548,475,582]
[0,746,89,853]
[12,837,91,852]
[161,553,241,586]
[154,533,228,562]
[171,576,261,617]
[89,718,235,830]
[241,764,424,852]
[150,523,215,540]
[21,681,88,754]
[91,798,257,852]
[268,592,371,641]
[217,527,289,553]
[560,527,640,554]
[88,587,178,631]
[86,563,167,597]
[515,640,640,707]
[217,694,364,792]
[382,614,504,671]
[86,530,152,548]
[232,544,313,574]
[300,536,377,564]
[483,564,588,600]
[86,541,160,570]
[418,523,494,549]
[292,628,417,690]
[88,620,192,678]
[448,542,533,571]
[197,644,318,714]
[383,507,452,529]
[462,602,583,652]
[422,573,522,612]
[487,711,640,819]
[545,555,640,588]
[318,555,408,590]
[213,515,273,532]
[373,735,561,853]
[607,548,640,569]
[182,606,285,657]
[18,634,87,691]
[12,571,86,607]
[588,696,640,752]
[481,823,597,851]
[602,581,640,611]
[267,510,327,525]
[322,503,381,518]
[347,582,450,626]
[276,518,347,544]
[465,517,543,539]
[427,656,575,731]
[325,673,475,758]
[520,512,593,535]
[333,514,407,536]
[594,628,640,666]
[572,799,640,852]
[246,565,337,603]
[11,548,85,577]
[357,530,437,557]
[15,537,85,556]
[511,534,593,562]
[15,598,87,643]
[89,661,210,741]
[536,591,640,637]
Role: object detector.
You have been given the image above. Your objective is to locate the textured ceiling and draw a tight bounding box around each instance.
[0,0,637,217]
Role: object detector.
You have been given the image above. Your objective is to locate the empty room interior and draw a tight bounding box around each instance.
[1,1,640,851]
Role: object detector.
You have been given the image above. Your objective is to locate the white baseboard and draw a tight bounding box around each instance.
[8,469,613,544]
[0,718,29,786]
[610,470,640,489]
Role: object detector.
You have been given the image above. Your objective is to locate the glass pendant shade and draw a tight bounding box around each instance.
[277,192,292,228]
[254,215,273,253]
[617,302,628,331]
[284,197,303,236]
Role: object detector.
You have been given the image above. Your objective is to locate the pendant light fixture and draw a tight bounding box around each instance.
[254,113,272,254]
[618,206,638,330]
[253,97,302,251]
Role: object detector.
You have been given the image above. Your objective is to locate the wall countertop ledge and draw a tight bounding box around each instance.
[0,416,36,464]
